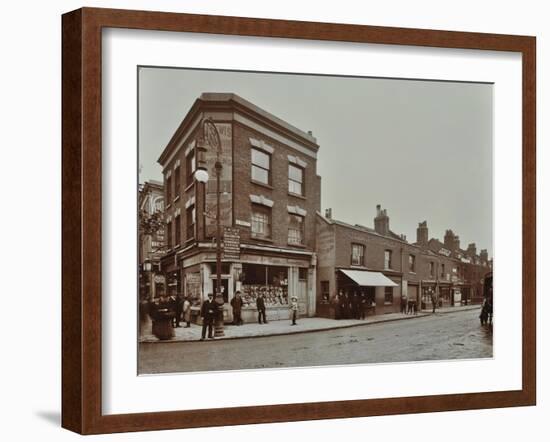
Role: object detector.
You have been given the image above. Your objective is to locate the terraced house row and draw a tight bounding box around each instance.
[149,92,492,323]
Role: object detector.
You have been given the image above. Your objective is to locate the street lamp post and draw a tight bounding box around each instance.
[194,118,225,337]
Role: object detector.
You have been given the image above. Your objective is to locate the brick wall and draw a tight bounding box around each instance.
[232,122,320,249]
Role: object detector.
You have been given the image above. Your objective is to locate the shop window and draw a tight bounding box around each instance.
[288,164,304,196]
[351,243,365,266]
[251,148,271,185]
[186,150,196,186]
[384,250,392,270]
[384,286,394,304]
[288,214,305,245]
[186,205,195,239]
[409,254,416,273]
[241,263,288,307]
[175,214,181,246]
[299,267,308,280]
[251,204,271,239]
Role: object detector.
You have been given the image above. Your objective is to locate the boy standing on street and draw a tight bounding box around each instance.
[290,296,299,325]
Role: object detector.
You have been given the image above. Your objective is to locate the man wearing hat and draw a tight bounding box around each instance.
[200,293,216,340]
[290,295,299,325]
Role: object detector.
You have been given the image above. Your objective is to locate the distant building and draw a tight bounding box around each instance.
[421,224,492,307]
[138,180,165,300]
[157,93,321,323]
[316,206,421,317]
[316,207,493,317]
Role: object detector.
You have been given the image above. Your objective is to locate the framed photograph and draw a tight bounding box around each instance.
[62,7,536,434]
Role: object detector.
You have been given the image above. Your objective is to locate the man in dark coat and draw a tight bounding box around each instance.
[360,292,367,320]
[173,294,183,327]
[200,293,216,340]
[401,295,408,314]
[340,292,350,319]
[353,292,362,319]
[256,293,267,324]
[231,291,244,325]
[430,290,437,313]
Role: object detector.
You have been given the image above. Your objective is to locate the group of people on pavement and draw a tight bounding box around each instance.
[148,290,302,341]
[331,291,372,320]
[200,290,300,340]
[400,296,419,315]
[147,293,192,328]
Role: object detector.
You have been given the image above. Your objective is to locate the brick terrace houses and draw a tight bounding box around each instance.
[138,180,165,300]
[157,93,321,323]
[316,207,492,318]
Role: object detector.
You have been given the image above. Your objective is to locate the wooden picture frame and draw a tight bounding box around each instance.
[62,7,536,434]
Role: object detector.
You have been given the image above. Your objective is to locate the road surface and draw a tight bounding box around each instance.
[139,309,492,374]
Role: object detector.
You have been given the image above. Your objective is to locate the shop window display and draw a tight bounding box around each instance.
[241,263,289,308]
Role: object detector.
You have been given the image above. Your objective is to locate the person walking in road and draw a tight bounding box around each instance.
[182,296,191,328]
[231,291,244,325]
[200,293,216,340]
[290,295,299,325]
[257,293,267,324]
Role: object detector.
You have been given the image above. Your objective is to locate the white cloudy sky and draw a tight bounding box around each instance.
[139,67,493,257]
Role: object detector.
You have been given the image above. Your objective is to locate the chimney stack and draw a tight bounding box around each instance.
[467,243,477,257]
[325,208,332,219]
[374,205,390,236]
[444,229,460,251]
[417,221,428,245]
[480,249,489,264]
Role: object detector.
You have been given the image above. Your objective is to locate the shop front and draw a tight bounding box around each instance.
[438,283,452,307]
[333,269,399,318]
[178,248,316,324]
[421,282,437,310]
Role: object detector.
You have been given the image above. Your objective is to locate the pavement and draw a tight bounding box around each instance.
[140,304,481,343]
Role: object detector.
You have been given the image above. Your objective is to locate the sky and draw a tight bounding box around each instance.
[139,67,493,257]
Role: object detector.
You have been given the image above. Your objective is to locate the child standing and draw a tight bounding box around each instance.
[290,296,299,325]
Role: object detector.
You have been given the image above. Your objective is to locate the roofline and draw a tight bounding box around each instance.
[141,179,163,189]
[158,93,319,166]
[316,212,416,248]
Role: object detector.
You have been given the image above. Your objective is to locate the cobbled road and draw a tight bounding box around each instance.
[139,309,492,374]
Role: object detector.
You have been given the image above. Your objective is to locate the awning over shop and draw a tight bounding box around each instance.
[339,269,398,287]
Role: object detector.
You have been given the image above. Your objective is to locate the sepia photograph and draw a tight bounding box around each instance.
[137,66,494,375]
